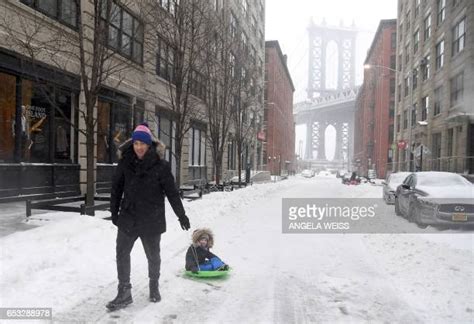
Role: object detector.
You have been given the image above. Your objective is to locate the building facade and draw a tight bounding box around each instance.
[354,20,397,178]
[394,0,474,174]
[0,0,266,200]
[264,41,295,176]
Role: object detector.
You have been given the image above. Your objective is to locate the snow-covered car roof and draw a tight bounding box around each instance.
[415,172,472,186]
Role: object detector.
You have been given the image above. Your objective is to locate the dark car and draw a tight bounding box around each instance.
[382,172,411,204]
[394,172,474,228]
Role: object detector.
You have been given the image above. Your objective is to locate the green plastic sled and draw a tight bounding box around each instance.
[185,269,230,278]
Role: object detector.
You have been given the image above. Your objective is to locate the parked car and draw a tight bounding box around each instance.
[394,172,474,228]
[382,172,411,204]
[301,169,314,178]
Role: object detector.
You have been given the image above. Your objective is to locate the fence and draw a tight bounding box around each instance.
[387,156,474,174]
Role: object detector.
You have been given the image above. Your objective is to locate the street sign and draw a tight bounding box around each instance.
[397,140,407,149]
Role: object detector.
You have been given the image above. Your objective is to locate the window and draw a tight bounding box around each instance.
[404,76,410,97]
[391,32,397,49]
[434,86,442,115]
[241,0,248,15]
[390,78,396,96]
[432,132,441,162]
[188,127,206,166]
[159,0,178,15]
[447,128,453,157]
[424,14,431,40]
[405,44,410,64]
[413,30,420,53]
[437,0,446,25]
[0,72,16,162]
[405,11,411,32]
[403,110,408,129]
[452,18,465,56]
[422,54,430,80]
[241,32,248,55]
[398,84,402,102]
[101,1,143,64]
[415,0,420,17]
[421,96,429,120]
[398,54,402,71]
[435,40,444,70]
[412,68,418,90]
[156,112,176,170]
[396,115,401,132]
[450,72,463,106]
[212,0,219,11]
[156,37,175,82]
[133,100,145,126]
[21,0,78,28]
[97,94,131,163]
[189,70,206,101]
[230,12,238,40]
[230,53,236,78]
[411,103,417,128]
[389,100,395,117]
[390,55,396,70]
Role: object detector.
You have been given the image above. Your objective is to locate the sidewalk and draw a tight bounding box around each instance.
[0,202,45,237]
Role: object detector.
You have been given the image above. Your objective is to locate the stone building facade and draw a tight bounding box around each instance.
[394,0,473,173]
[0,0,266,200]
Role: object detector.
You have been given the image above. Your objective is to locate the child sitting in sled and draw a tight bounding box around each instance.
[185,228,229,272]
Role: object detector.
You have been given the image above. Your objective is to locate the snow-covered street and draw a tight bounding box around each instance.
[1,175,473,323]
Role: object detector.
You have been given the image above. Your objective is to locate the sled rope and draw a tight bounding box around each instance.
[191,245,201,271]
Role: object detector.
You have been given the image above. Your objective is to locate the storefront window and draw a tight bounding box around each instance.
[0,72,16,162]
[133,100,145,126]
[21,80,51,163]
[97,95,132,164]
[97,101,111,163]
[111,101,131,162]
[54,90,72,161]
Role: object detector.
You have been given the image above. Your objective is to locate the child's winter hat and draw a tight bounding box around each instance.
[132,122,152,146]
[192,228,214,248]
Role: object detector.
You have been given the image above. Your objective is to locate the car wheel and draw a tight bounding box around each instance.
[394,197,402,216]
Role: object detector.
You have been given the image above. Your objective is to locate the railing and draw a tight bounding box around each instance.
[387,156,474,174]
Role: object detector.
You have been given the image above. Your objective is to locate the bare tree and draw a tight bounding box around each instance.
[232,43,263,185]
[198,5,242,185]
[0,0,140,214]
[139,0,210,187]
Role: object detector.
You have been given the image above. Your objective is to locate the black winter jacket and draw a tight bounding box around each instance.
[185,245,218,271]
[110,141,186,236]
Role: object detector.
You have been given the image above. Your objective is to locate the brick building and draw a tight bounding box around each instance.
[354,20,397,178]
[264,41,295,175]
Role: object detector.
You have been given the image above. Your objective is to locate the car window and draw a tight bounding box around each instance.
[402,175,412,185]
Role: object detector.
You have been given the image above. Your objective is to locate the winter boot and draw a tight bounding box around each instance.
[149,279,161,303]
[106,283,133,311]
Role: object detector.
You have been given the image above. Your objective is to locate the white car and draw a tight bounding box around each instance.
[301,169,314,178]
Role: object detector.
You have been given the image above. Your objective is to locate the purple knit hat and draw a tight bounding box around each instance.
[132,122,152,145]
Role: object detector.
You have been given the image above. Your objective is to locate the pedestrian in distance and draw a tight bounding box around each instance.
[107,122,191,311]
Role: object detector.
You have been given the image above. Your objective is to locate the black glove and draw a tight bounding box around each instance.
[178,215,190,230]
[190,266,199,274]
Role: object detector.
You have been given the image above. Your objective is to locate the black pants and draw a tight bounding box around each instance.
[116,229,161,284]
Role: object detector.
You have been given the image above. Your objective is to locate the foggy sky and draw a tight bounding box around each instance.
[264,0,398,158]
